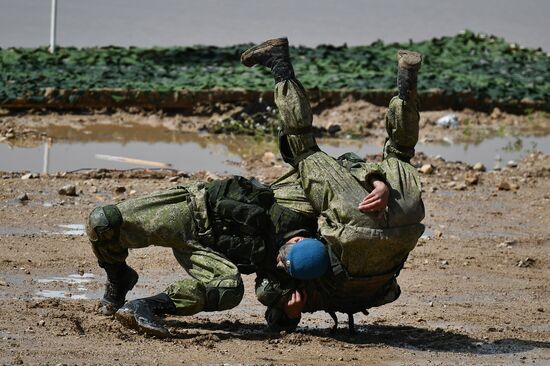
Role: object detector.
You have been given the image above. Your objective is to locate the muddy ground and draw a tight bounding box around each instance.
[0,103,549,365]
[1,99,549,148]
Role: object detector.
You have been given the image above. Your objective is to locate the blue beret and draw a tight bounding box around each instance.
[286,238,329,280]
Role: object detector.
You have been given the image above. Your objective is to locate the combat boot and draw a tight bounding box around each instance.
[115,293,177,338]
[240,37,295,82]
[397,50,422,101]
[99,262,139,316]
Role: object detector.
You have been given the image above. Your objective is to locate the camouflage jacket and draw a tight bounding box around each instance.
[195,152,423,332]
[256,152,424,331]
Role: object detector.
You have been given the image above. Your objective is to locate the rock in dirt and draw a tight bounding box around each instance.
[168,176,179,182]
[454,182,467,191]
[517,258,535,268]
[21,173,38,180]
[17,193,29,201]
[327,124,342,136]
[507,160,518,168]
[262,152,276,165]
[473,162,486,172]
[464,173,479,185]
[490,107,502,120]
[497,239,516,248]
[498,181,511,191]
[419,164,434,174]
[205,172,220,182]
[58,184,77,196]
[114,186,126,194]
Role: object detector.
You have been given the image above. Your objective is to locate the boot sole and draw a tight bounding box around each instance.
[115,308,171,338]
[397,50,422,70]
[240,38,288,67]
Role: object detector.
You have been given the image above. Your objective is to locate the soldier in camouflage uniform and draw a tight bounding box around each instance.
[87,173,328,337]
[86,37,424,337]
[244,39,425,332]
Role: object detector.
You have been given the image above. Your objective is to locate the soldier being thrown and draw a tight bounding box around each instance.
[86,37,424,337]
[242,38,424,330]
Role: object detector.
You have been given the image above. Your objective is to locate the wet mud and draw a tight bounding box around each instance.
[0,106,549,365]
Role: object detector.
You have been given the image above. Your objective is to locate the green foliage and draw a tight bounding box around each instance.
[1,31,549,104]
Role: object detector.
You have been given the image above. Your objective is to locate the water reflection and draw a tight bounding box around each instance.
[321,136,550,169]
[35,273,95,300]
[1,123,549,173]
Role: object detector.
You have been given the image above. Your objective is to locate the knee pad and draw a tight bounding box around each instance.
[86,204,123,244]
[203,275,244,312]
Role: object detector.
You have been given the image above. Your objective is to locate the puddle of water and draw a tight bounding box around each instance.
[0,140,244,174]
[2,123,548,173]
[34,273,96,300]
[36,273,94,285]
[0,227,42,236]
[321,135,550,169]
[34,289,90,300]
[55,224,86,236]
[0,224,86,236]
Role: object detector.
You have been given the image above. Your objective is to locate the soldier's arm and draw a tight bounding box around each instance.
[255,273,302,332]
[264,306,301,332]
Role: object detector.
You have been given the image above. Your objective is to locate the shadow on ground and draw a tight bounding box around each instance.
[164,319,549,355]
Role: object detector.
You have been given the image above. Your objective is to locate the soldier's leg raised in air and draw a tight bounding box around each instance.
[383,50,422,163]
[241,37,319,166]
[116,244,244,338]
[86,186,199,315]
[381,50,425,227]
[242,38,385,259]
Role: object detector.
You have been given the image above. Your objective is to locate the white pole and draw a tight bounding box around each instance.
[49,0,58,53]
[43,138,52,174]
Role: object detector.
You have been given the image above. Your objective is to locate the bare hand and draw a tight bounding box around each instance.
[283,289,307,319]
[358,179,389,213]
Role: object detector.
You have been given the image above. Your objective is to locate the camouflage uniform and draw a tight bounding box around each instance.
[255,79,425,326]
[88,78,424,330]
[89,176,316,317]
[90,183,242,315]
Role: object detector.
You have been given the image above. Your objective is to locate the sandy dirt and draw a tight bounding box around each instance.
[0,104,549,365]
[0,150,549,365]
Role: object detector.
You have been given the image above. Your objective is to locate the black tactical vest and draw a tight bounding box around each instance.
[206,176,317,274]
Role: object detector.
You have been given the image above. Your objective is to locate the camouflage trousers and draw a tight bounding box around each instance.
[274,79,425,278]
[88,184,243,315]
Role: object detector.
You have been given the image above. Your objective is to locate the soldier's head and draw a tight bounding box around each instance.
[276,237,330,280]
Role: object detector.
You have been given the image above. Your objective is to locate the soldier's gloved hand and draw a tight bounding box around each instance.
[357,179,389,213]
[283,289,307,319]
